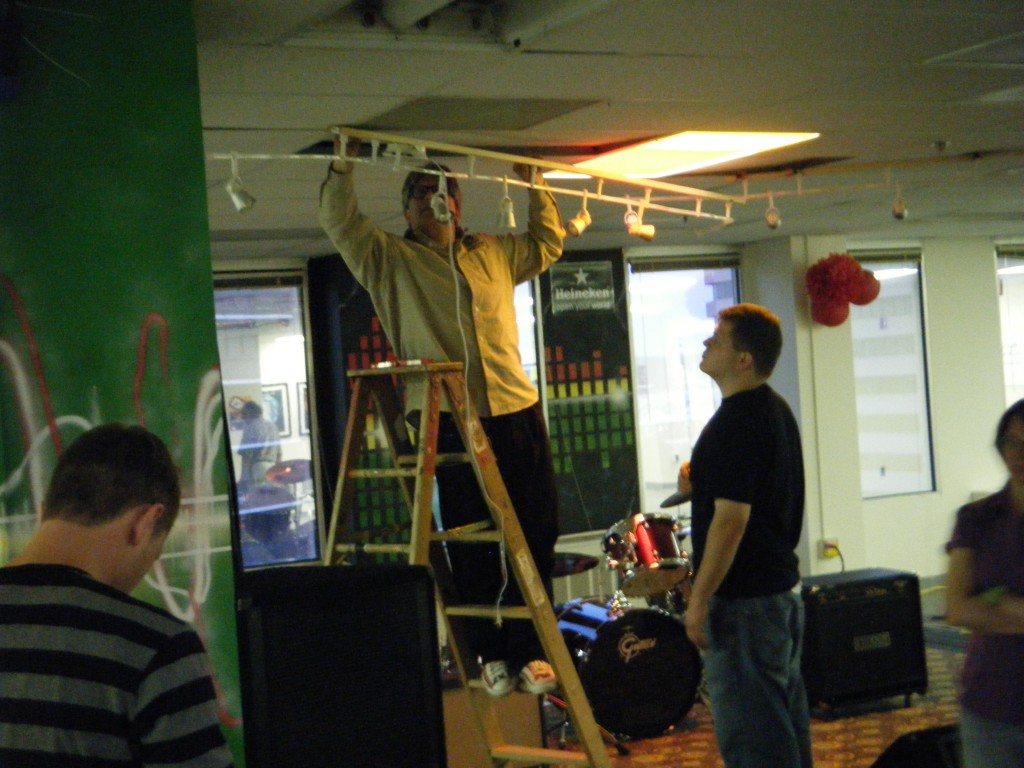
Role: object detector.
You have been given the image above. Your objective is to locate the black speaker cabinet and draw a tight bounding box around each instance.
[871,724,961,767]
[801,568,928,709]
[236,564,446,768]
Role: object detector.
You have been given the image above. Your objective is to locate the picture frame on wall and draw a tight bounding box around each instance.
[262,383,290,438]
[298,382,310,435]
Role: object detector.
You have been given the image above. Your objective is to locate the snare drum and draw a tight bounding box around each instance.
[635,512,688,568]
[557,598,701,738]
[603,512,692,597]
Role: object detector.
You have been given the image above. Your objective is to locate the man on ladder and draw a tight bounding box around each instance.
[319,135,565,697]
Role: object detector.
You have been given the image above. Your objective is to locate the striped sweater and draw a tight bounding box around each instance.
[0,564,232,767]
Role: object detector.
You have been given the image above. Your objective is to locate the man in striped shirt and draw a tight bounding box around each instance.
[0,423,233,767]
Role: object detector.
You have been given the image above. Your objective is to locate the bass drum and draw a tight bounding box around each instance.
[557,599,702,738]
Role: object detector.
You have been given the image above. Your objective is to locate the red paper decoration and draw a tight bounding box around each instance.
[851,269,881,305]
[805,253,862,304]
[805,252,880,325]
[810,298,850,327]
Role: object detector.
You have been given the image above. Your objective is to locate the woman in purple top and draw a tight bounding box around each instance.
[946,398,1024,768]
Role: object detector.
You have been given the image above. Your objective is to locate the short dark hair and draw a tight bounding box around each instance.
[718,303,783,377]
[995,398,1024,452]
[241,401,262,419]
[42,424,181,535]
[401,163,461,210]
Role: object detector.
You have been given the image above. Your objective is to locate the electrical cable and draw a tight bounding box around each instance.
[833,543,846,571]
[427,158,511,629]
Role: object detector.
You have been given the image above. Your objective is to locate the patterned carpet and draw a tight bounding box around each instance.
[545,644,963,768]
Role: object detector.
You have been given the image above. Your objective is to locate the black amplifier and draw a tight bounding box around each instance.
[800,568,928,709]
[871,724,961,767]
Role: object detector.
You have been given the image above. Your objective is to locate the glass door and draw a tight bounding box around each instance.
[214,274,321,568]
[627,259,739,517]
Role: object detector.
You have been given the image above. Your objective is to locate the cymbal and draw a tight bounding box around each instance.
[552,552,600,578]
[266,459,312,484]
[660,490,691,508]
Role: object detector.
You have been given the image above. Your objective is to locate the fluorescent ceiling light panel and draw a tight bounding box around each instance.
[552,131,820,179]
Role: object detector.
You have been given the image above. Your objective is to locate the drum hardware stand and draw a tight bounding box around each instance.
[324,362,613,768]
[607,589,632,612]
[543,693,631,757]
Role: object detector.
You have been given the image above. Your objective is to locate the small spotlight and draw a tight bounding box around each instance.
[567,190,591,236]
[764,195,781,229]
[624,204,655,240]
[225,153,255,212]
[628,222,656,240]
[892,184,908,220]
[499,196,516,229]
[497,176,516,229]
[566,208,591,236]
[225,176,255,212]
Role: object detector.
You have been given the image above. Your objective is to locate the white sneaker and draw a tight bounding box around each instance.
[518,660,557,694]
[481,660,513,697]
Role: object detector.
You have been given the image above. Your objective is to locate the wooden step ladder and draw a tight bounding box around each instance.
[324,361,613,768]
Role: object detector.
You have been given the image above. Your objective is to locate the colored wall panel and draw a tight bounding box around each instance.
[0,3,243,762]
[540,250,639,535]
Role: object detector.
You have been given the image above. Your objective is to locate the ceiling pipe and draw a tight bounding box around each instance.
[498,0,616,46]
[379,0,451,30]
[723,147,1024,184]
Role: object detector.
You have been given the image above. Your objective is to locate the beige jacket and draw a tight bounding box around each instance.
[319,167,565,417]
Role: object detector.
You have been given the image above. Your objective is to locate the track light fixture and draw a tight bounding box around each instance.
[630,221,656,241]
[215,127,743,233]
[225,153,255,212]
[498,175,516,229]
[381,141,428,163]
[764,194,781,229]
[566,190,591,236]
[892,183,908,220]
[225,177,255,212]
[624,201,655,240]
[566,208,591,237]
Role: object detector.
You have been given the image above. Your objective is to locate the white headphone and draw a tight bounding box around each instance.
[429,174,452,224]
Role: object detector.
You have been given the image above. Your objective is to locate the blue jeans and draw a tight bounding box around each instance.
[960,708,1024,768]
[703,590,813,768]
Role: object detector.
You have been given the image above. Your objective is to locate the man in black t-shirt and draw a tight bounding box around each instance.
[679,303,812,768]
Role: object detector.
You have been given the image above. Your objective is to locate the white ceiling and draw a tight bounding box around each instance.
[195,0,1024,265]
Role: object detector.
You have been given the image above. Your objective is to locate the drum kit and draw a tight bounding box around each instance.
[553,509,701,740]
[238,459,317,568]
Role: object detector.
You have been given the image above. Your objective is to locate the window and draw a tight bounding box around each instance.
[214,274,322,568]
[997,249,1024,406]
[627,257,740,514]
[515,280,540,390]
[850,253,934,498]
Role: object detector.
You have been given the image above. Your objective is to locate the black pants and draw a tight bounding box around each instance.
[434,401,559,671]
